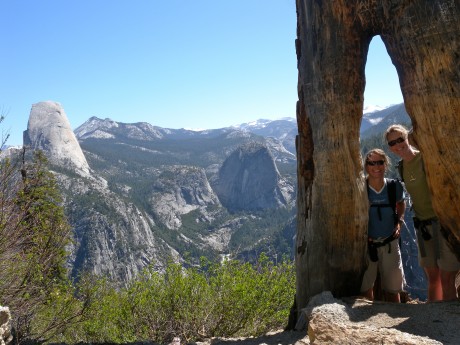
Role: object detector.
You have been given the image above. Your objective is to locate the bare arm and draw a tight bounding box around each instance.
[395,199,406,236]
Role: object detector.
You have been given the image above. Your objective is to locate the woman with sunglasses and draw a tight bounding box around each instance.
[360,149,406,303]
[385,124,460,301]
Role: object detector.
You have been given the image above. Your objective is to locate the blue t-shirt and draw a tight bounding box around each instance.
[368,178,404,239]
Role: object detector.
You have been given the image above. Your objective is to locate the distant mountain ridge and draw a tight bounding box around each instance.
[76,116,238,141]
[74,103,409,160]
[231,103,409,141]
[360,103,411,137]
[232,118,297,154]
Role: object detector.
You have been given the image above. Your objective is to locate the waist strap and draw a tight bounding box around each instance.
[367,230,399,262]
[414,217,440,259]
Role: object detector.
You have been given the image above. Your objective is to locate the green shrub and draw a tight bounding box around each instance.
[59,254,295,345]
[205,253,294,337]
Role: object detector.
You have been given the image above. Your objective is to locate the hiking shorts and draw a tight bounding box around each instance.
[360,239,405,294]
[417,220,460,272]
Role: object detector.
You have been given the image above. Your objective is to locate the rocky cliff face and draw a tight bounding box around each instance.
[150,166,221,230]
[63,174,172,282]
[212,142,294,212]
[23,102,91,177]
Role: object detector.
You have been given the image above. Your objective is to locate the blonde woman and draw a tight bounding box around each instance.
[360,149,406,303]
[385,124,460,301]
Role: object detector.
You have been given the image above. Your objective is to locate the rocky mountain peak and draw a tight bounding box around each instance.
[212,142,294,212]
[23,101,91,177]
[74,116,166,141]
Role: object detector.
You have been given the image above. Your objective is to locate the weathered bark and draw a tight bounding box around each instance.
[382,2,460,242]
[295,0,460,311]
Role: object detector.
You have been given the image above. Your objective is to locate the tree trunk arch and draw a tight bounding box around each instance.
[295,0,460,311]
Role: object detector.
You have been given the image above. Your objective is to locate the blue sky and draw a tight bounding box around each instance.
[1,1,403,146]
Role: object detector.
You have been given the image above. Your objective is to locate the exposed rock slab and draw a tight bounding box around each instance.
[0,306,12,345]
[196,292,459,344]
[23,101,91,177]
[150,165,221,230]
[299,291,458,344]
[212,142,293,212]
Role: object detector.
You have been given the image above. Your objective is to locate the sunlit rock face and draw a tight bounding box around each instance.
[299,291,457,345]
[23,101,91,177]
[149,165,221,230]
[212,142,294,212]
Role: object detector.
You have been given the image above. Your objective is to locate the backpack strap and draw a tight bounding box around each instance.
[396,160,404,182]
[386,178,398,226]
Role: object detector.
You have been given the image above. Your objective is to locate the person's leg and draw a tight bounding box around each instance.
[437,227,460,301]
[362,287,374,301]
[457,272,460,298]
[440,270,459,301]
[424,266,442,301]
[380,241,403,303]
[384,291,400,303]
[417,224,442,302]
[360,259,378,301]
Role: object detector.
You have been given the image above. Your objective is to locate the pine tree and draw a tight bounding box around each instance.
[0,149,72,341]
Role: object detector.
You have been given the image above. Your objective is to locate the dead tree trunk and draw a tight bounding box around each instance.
[295,0,460,311]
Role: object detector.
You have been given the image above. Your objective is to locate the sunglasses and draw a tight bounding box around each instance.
[366,160,385,166]
[387,137,405,147]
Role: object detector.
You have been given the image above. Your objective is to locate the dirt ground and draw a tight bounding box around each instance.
[195,329,307,345]
[195,297,460,345]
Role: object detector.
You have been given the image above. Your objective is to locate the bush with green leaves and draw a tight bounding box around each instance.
[59,254,295,345]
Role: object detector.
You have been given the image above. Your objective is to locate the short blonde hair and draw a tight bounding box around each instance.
[364,148,391,172]
[384,124,409,141]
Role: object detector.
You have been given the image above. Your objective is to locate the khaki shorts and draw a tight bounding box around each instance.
[417,220,460,272]
[361,240,405,294]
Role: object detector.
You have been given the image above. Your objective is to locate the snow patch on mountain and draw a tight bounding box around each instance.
[361,105,391,130]
[363,105,386,114]
[233,117,296,131]
[367,116,385,125]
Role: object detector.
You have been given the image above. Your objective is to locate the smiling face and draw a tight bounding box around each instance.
[386,130,410,158]
[365,152,387,180]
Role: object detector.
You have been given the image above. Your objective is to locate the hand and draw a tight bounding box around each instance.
[394,223,401,238]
